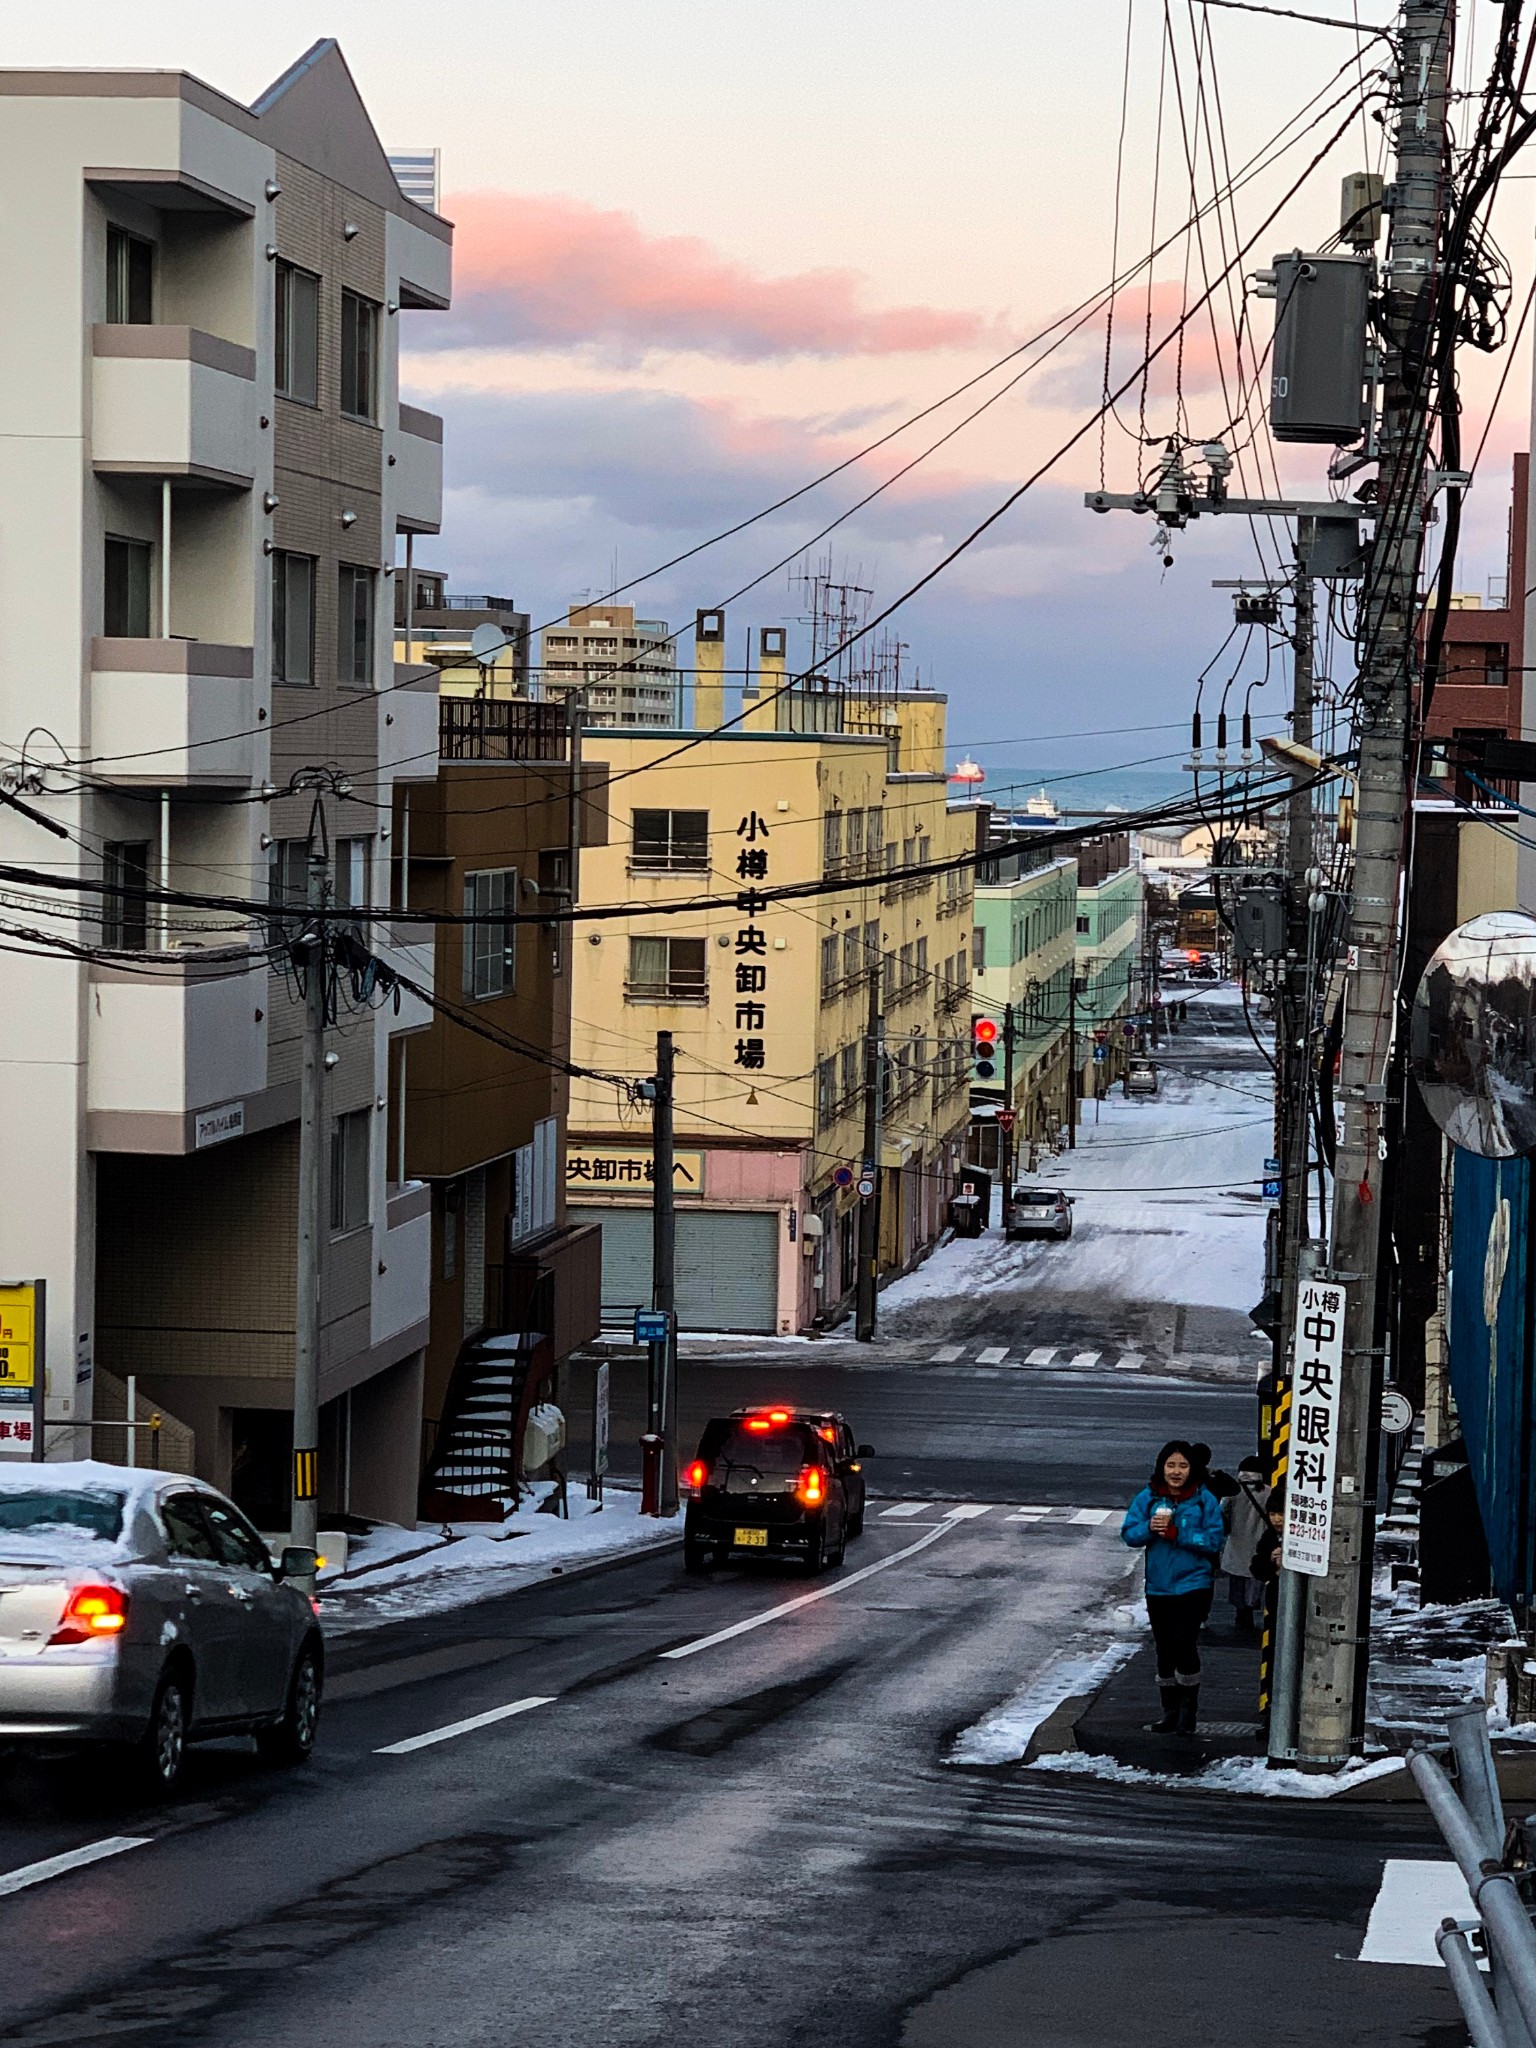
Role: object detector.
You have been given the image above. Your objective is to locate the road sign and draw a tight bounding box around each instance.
[1265,1157,1281,1176]
[857,1175,875,1198]
[995,1109,1017,1131]
[1262,1178,1282,1202]
[593,1361,611,1476]
[832,1165,854,1189]
[1093,1045,1108,1065]
[1380,1387,1414,1436]
[634,1309,671,1345]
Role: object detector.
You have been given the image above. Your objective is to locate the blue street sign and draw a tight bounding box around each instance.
[1264,1157,1280,1176]
[1262,1178,1282,1202]
[634,1309,671,1345]
[1093,1045,1108,1064]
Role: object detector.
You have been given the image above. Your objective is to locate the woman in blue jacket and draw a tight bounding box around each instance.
[1121,1439,1228,1734]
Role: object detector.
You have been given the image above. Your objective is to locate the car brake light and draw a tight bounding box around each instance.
[682,1459,708,1495]
[49,1584,129,1645]
[768,1409,790,1422]
[797,1465,825,1507]
[745,1418,772,1432]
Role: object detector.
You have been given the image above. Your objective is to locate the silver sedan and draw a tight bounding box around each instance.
[0,1460,323,1793]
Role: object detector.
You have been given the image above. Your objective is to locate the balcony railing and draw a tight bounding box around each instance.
[439,697,569,762]
[624,977,709,1005]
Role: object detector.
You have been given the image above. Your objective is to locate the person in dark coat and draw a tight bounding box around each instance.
[1220,1455,1269,1634]
[1121,1439,1227,1734]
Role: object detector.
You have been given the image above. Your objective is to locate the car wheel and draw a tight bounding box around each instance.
[255,1640,322,1768]
[847,1508,865,1539]
[828,1517,847,1568]
[136,1668,189,1795]
[683,1541,712,1576]
[804,1522,827,1574]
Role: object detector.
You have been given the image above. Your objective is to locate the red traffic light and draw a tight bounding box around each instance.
[973,1018,999,1046]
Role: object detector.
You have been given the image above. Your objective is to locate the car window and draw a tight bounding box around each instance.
[707,1424,816,1477]
[160,1495,219,1562]
[202,1499,273,1575]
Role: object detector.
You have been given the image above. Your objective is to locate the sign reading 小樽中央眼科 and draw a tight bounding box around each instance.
[1281,1278,1347,1577]
[566,1148,705,1192]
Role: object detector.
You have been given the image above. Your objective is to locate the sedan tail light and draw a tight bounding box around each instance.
[796,1465,826,1508]
[682,1460,709,1497]
[49,1584,129,1645]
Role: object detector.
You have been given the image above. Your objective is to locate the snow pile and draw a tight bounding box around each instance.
[321,1484,681,1634]
[1029,1748,1408,1798]
[948,1626,1142,1765]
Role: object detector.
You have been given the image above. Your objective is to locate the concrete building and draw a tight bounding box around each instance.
[1073,832,1143,1096]
[396,569,531,698]
[969,839,1077,1157]
[566,618,973,1332]
[541,604,679,727]
[0,43,450,1524]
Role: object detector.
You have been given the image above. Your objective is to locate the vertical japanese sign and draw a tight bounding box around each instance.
[0,1283,42,1460]
[1281,1277,1346,1577]
[593,1361,610,1479]
[733,810,770,1073]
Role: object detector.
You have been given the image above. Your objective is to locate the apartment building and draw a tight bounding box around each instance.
[396,570,531,697]
[0,44,450,1524]
[566,617,973,1332]
[541,604,679,727]
[969,840,1077,1157]
[1073,832,1144,1094]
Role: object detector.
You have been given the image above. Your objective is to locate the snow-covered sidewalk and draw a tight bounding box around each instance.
[319,1484,681,1636]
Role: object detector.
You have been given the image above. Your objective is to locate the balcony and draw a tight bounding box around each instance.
[395,403,444,534]
[86,955,267,1145]
[91,327,257,487]
[90,639,256,788]
[439,697,569,762]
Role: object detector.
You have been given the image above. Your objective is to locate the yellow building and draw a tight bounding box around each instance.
[566,616,974,1333]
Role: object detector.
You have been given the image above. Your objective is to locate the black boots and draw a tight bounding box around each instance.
[1176,1685,1200,1735]
[1147,1685,1181,1733]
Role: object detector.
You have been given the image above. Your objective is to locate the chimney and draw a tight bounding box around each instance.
[744,625,786,731]
[693,608,726,729]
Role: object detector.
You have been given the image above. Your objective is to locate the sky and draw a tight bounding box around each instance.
[18,2,1536,788]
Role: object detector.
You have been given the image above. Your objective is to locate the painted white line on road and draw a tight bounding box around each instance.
[943,1503,996,1521]
[929,1345,964,1364]
[376,1694,556,1756]
[661,1521,959,1661]
[0,1836,150,1899]
[1116,1353,1145,1371]
[1007,1507,1052,1522]
[880,1501,929,1519]
[1359,1860,1470,1966]
[976,1346,1010,1366]
[1068,1351,1100,1369]
[1069,1508,1113,1526]
[1025,1347,1056,1364]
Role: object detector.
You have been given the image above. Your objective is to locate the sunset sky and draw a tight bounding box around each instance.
[19,2,1535,787]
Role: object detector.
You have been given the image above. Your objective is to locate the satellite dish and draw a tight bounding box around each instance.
[1411,910,1536,1159]
[470,622,513,663]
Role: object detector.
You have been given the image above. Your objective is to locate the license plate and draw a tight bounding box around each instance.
[733,1526,768,1548]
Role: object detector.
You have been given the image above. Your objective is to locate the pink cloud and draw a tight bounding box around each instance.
[436,190,1003,361]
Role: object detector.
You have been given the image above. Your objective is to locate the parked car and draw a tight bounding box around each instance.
[1004,1187,1075,1241]
[1125,1059,1159,1098]
[0,1461,323,1794]
[681,1408,873,1575]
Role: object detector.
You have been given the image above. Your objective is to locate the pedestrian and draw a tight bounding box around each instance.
[1251,1483,1285,1584]
[1121,1439,1227,1734]
[1220,1455,1269,1635]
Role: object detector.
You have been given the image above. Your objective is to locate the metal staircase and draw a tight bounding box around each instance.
[418,1329,543,1522]
[1378,1418,1425,1589]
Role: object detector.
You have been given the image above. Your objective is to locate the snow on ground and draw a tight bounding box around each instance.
[319,1484,680,1635]
[883,986,1272,1316]
[947,1605,1144,1765]
[1028,1748,1410,1798]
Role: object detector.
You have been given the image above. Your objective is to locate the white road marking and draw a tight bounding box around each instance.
[661,1521,960,1661]
[1007,1508,1051,1522]
[929,1345,964,1363]
[1116,1353,1145,1371]
[0,1836,150,1899]
[976,1346,1010,1365]
[1025,1347,1056,1364]
[1068,1350,1100,1369]
[1359,1860,1471,1966]
[879,1501,930,1518]
[1070,1508,1113,1526]
[943,1503,996,1521]
[376,1694,556,1756]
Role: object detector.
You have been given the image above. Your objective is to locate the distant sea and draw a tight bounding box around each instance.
[984,765,1189,817]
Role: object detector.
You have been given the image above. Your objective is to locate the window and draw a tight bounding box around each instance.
[867,810,884,861]
[1076,914,1091,936]
[105,226,152,324]
[330,1108,371,1235]
[335,837,370,916]
[201,1499,273,1575]
[630,809,709,871]
[160,1495,218,1561]
[509,1118,559,1244]
[274,261,320,404]
[973,926,987,972]
[823,810,843,870]
[272,552,316,684]
[916,937,928,986]
[102,840,151,951]
[817,1056,837,1128]
[340,289,379,421]
[841,1042,860,1103]
[843,929,862,985]
[267,838,310,920]
[626,935,707,1001]
[820,933,840,1001]
[463,868,516,999]
[104,535,151,638]
[846,809,865,865]
[337,566,375,686]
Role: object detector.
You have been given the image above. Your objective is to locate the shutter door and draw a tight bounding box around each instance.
[569,1206,780,1335]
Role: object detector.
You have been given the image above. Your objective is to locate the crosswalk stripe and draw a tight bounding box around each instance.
[1025,1346,1055,1364]
[942,1504,996,1521]
[1070,1508,1113,1526]
[1006,1508,1051,1522]
[975,1346,1010,1365]
[1068,1350,1100,1369]
[880,1501,929,1519]
[929,1345,964,1364]
[1116,1353,1145,1370]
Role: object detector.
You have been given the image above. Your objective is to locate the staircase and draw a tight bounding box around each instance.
[418,1329,543,1522]
[1378,1419,1425,1590]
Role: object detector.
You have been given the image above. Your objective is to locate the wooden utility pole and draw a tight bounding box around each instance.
[855,966,883,1342]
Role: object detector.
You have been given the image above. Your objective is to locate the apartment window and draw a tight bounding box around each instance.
[335,837,370,913]
[1076,914,1091,936]
[817,1056,838,1129]
[916,937,928,986]
[899,942,914,995]
[104,535,151,638]
[841,1042,860,1104]
[823,810,843,870]
[626,935,708,1002]
[272,551,316,684]
[274,261,320,405]
[820,933,840,1001]
[867,809,884,860]
[630,809,708,872]
[842,929,862,985]
[329,1108,371,1235]
[339,289,379,421]
[463,868,517,1000]
[105,226,152,325]
[268,837,310,911]
[846,809,865,866]
[102,840,151,951]
[882,950,895,1010]
[862,920,880,980]
[337,565,375,686]
[973,926,987,972]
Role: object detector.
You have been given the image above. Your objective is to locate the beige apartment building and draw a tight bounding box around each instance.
[542,603,679,726]
[0,43,450,1523]
[567,618,974,1332]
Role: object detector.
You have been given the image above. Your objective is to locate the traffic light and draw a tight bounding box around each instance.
[972,1015,999,1083]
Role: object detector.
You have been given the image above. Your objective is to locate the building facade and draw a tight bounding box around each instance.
[969,840,1077,1157]
[1073,832,1143,1094]
[541,603,678,727]
[0,43,450,1524]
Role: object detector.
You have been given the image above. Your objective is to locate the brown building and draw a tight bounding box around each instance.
[1420,453,1528,798]
[394,698,606,1516]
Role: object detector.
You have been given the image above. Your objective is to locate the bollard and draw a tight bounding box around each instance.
[640,1433,664,1517]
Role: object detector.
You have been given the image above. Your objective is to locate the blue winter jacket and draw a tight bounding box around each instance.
[1121,1485,1227,1597]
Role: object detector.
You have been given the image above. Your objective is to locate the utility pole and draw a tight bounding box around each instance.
[649,1030,678,1513]
[1067,971,1078,1150]
[1292,0,1452,1764]
[1001,1001,1016,1194]
[291,795,328,1576]
[855,964,883,1342]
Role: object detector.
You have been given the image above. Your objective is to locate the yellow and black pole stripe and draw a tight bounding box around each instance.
[1258,1381,1292,1715]
[293,1448,318,1502]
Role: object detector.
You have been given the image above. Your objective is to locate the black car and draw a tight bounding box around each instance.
[681,1408,873,1575]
